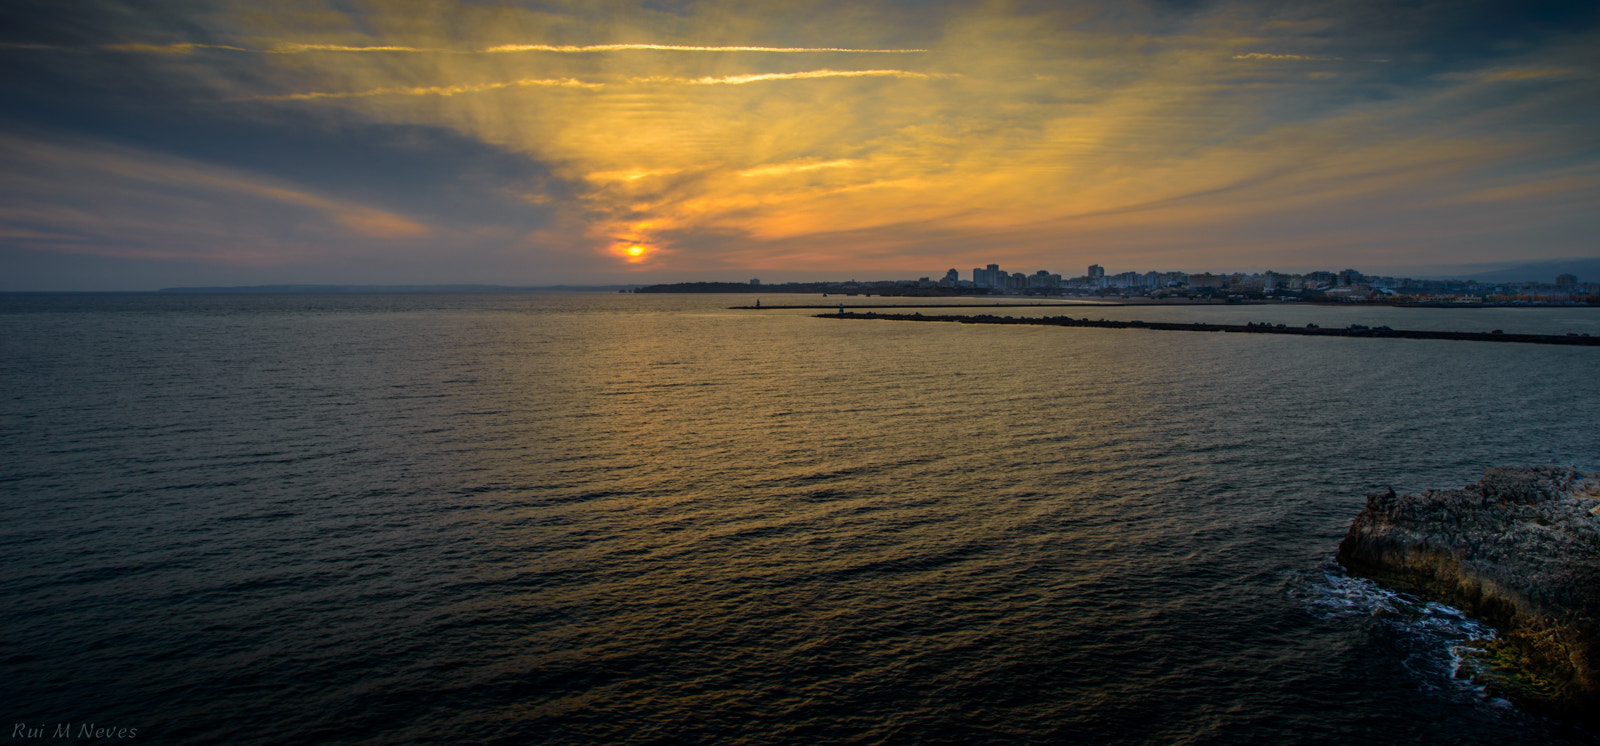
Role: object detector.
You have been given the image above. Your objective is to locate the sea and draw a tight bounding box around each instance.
[2,292,1598,745]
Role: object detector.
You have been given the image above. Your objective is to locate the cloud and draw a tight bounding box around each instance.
[248,69,943,100]
[334,209,431,237]
[0,134,431,263]
[1479,67,1582,82]
[738,160,859,178]
[267,43,451,53]
[1233,52,1326,60]
[641,69,946,85]
[588,168,684,182]
[103,43,250,54]
[249,78,603,100]
[5,0,1599,283]
[14,41,927,56]
[482,43,926,53]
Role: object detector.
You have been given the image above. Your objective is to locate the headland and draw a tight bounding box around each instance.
[1338,467,1600,717]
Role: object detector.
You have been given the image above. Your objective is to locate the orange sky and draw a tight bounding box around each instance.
[1,1,1597,288]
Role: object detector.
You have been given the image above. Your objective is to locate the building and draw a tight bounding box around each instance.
[973,263,1004,289]
[1110,271,1142,289]
[1027,270,1061,289]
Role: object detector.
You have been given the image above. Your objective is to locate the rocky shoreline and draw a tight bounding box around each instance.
[1338,467,1600,716]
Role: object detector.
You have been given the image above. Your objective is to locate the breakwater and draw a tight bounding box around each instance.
[818,311,1600,346]
[734,302,1093,310]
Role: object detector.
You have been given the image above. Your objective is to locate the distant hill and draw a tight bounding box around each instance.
[1445,258,1600,284]
[157,284,639,293]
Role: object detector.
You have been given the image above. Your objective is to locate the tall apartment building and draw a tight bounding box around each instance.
[972,263,1005,289]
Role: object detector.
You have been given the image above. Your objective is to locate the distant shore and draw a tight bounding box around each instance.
[820,311,1600,346]
[155,284,638,294]
[737,297,1599,309]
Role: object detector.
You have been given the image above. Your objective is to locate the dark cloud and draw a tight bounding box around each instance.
[0,1,586,289]
[1,0,1596,288]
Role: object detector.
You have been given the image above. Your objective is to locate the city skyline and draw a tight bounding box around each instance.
[2,1,1598,291]
[629,261,1593,299]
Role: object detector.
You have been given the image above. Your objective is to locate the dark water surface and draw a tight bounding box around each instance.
[3,293,1598,744]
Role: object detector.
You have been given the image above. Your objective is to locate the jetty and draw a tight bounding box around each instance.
[732,302,1095,310]
[815,311,1600,346]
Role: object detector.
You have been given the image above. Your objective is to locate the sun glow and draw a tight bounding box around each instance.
[613,242,654,263]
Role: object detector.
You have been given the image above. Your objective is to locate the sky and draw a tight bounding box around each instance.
[1,0,1597,290]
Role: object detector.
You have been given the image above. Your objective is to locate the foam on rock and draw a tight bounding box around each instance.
[1338,466,1600,716]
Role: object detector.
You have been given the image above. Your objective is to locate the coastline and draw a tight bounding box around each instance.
[815,310,1600,346]
[1338,468,1600,718]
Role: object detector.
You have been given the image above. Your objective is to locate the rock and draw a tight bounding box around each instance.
[1337,466,1600,716]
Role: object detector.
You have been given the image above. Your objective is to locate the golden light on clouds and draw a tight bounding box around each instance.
[613,241,656,264]
[261,42,927,54]
[482,43,927,54]
[249,77,603,100]
[8,0,1597,283]
[738,160,859,178]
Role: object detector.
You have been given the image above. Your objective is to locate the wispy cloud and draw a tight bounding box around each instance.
[0,43,64,50]
[483,43,926,54]
[267,43,450,53]
[1234,52,1392,64]
[5,41,928,56]
[245,70,941,100]
[9,0,1599,281]
[588,168,683,182]
[643,69,946,85]
[739,160,860,177]
[248,78,604,101]
[2,42,251,53]
[0,134,432,264]
[1480,67,1581,82]
[102,43,250,54]
[1233,52,1341,61]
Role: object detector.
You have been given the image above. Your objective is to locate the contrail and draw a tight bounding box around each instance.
[102,43,251,53]
[268,43,452,53]
[26,41,927,55]
[485,43,926,53]
[642,69,946,85]
[242,69,942,101]
[1233,52,1388,63]
[246,78,603,101]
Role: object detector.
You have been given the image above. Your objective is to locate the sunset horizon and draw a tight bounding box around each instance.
[3,0,1596,290]
[6,4,1600,742]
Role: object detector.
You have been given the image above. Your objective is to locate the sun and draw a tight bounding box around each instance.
[615,243,655,264]
[608,234,658,264]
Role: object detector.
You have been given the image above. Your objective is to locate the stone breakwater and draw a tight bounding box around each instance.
[1338,467,1600,715]
[818,311,1600,346]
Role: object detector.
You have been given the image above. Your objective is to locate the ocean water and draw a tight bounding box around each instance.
[2,292,1598,744]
